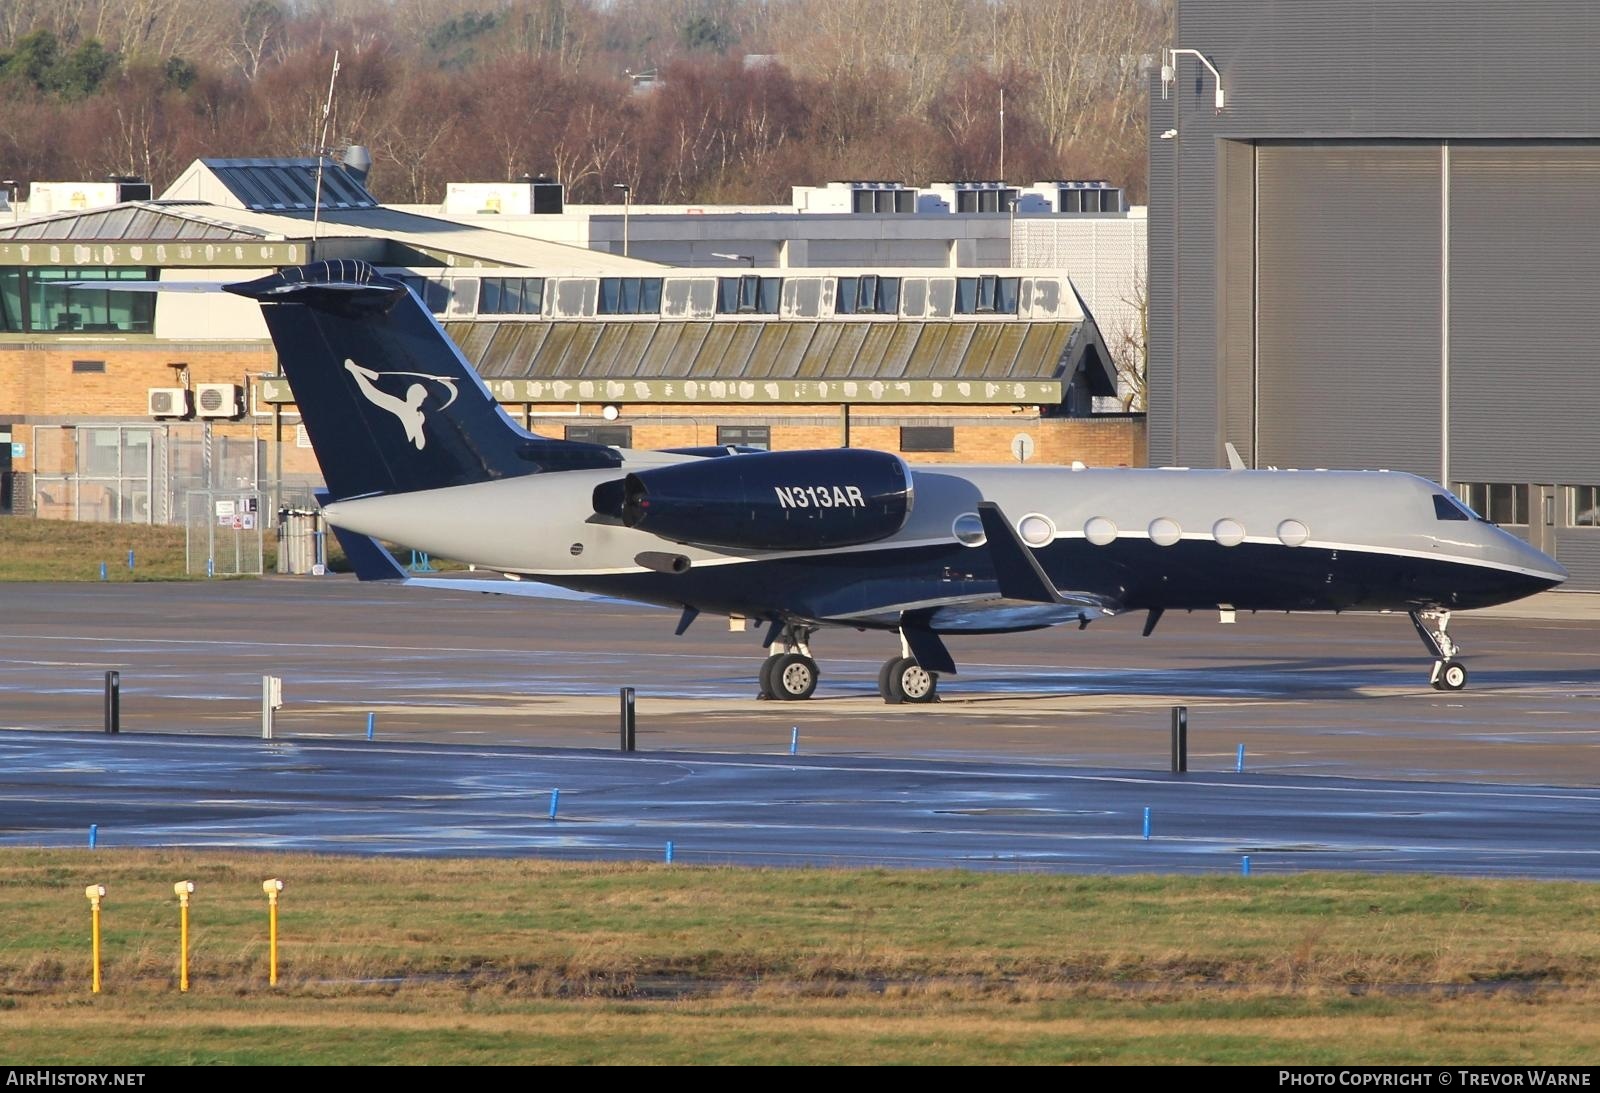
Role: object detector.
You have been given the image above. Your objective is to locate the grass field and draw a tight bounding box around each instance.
[0,519,208,581]
[0,516,474,580]
[2,850,1597,1064]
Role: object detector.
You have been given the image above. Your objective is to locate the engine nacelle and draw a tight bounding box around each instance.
[593,448,913,551]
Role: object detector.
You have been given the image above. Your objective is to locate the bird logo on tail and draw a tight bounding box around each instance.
[343,360,459,450]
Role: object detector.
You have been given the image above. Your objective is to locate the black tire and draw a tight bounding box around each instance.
[877,656,900,703]
[758,655,782,700]
[773,653,819,700]
[1439,659,1468,691]
[888,657,939,704]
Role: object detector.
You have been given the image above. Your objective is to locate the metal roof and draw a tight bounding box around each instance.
[0,199,665,273]
[197,157,378,212]
[443,318,1118,404]
[0,203,259,242]
[325,207,665,271]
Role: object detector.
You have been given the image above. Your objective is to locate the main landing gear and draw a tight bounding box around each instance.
[877,631,939,705]
[1410,609,1468,691]
[754,623,942,703]
[758,623,819,701]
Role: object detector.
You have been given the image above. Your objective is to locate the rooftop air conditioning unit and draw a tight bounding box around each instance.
[148,387,193,419]
[195,383,244,419]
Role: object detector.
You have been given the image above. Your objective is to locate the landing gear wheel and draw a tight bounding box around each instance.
[883,656,938,704]
[772,653,819,701]
[1433,659,1468,691]
[877,656,899,703]
[758,656,783,700]
[1411,610,1466,694]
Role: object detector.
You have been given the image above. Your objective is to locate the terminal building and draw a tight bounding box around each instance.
[1149,0,1600,589]
[0,156,1136,537]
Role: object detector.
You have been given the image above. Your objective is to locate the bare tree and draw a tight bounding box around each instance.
[992,0,1167,167]
[229,0,287,81]
[1111,264,1148,412]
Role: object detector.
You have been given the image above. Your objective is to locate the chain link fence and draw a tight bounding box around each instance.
[31,422,269,526]
[184,489,265,576]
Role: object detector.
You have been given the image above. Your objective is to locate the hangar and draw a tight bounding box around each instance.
[1149,1,1600,588]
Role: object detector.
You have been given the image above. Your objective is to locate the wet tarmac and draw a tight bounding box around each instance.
[0,578,1598,876]
[3,731,1599,877]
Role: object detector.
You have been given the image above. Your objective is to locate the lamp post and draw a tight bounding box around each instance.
[1162,122,1181,460]
[1161,48,1226,111]
[612,183,632,257]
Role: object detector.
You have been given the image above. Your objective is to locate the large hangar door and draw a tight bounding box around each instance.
[1449,144,1600,590]
[1256,144,1442,477]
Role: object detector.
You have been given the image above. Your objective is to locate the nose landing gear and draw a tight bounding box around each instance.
[1411,609,1468,691]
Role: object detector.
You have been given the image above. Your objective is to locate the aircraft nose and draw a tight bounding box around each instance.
[1506,533,1567,586]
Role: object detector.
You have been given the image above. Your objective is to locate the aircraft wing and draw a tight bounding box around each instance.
[820,499,1121,636]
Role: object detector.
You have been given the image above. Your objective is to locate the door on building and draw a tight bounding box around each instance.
[0,434,11,515]
[1531,484,1557,556]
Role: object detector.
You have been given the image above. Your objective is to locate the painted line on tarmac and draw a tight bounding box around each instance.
[5,731,1599,806]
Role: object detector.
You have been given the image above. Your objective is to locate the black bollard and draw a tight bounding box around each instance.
[1170,705,1187,773]
[104,671,120,735]
[620,687,636,752]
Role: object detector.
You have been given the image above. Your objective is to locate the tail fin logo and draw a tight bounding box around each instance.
[344,360,459,450]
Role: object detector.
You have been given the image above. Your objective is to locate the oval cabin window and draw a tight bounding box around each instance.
[1212,518,1246,547]
[1148,517,1182,547]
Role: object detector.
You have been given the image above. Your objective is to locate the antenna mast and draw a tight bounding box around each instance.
[311,50,341,248]
[998,85,1006,181]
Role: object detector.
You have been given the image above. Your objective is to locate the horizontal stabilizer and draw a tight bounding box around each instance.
[393,576,649,604]
[61,280,226,294]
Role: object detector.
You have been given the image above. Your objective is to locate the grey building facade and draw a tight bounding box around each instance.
[1150,1,1600,588]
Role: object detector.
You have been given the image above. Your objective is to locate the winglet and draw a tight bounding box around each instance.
[976,501,1064,605]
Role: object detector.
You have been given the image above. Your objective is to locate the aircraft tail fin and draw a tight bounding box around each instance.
[228,261,620,501]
